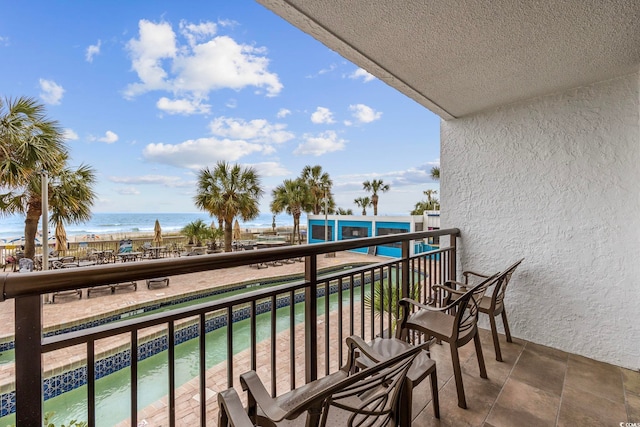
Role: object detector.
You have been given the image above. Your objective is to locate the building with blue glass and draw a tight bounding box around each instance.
[306,212,440,257]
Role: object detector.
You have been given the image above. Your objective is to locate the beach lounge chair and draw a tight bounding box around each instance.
[87,284,113,298]
[111,281,137,294]
[146,277,169,289]
[218,335,421,427]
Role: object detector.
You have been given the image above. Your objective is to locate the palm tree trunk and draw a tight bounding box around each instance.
[293,214,300,244]
[224,219,233,252]
[24,199,42,259]
[372,194,379,215]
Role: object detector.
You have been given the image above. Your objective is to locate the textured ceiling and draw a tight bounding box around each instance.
[258,0,640,119]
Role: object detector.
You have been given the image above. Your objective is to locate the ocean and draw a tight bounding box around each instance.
[0,212,305,242]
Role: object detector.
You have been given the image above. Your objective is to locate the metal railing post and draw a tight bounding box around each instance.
[14,294,43,425]
[401,240,410,299]
[304,255,318,383]
[449,232,457,282]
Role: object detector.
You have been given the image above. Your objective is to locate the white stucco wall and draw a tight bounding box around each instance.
[441,72,640,369]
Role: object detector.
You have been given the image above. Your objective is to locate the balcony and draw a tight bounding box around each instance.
[1,229,638,426]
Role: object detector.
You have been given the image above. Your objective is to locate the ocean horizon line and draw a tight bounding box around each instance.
[0,212,306,241]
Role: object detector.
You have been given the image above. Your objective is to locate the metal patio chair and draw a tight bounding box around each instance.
[218,335,422,427]
[398,273,499,409]
[442,258,525,362]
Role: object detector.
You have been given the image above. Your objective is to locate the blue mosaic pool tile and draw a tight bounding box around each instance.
[1,391,16,417]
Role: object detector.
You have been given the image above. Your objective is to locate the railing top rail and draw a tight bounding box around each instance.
[42,244,455,353]
[1,228,459,301]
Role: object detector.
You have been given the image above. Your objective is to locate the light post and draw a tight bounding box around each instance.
[324,186,328,243]
[323,185,335,257]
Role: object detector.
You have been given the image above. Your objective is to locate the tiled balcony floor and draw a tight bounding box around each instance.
[412,328,640,426]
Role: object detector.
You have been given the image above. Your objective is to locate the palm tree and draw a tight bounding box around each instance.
[181,219,209,246]
[336,207,353,215]
[301,165,332,215]
[271,178,311,245]
[424,189,438,204]
[194,161,263,252]
[354,196,372,215]
[362,179,390,216]
[410,189,439,214]
[430,166,440,181]
[0,97,96,259]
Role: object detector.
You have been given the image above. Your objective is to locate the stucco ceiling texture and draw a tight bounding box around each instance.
[258,0,640,119]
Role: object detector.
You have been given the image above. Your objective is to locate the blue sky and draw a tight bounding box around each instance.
[0,1,440,215]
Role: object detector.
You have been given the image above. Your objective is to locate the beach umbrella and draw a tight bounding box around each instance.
[233,219,241,241]
[153,219,163,245]
[55,221,67,254]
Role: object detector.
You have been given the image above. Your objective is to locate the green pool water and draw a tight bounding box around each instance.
[0,287,364,427]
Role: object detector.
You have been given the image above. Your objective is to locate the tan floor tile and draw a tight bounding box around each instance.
[510,345,567,396]
[565,354,625,403]
[628,391,640,422]
[486,378,560,427]
[557,384,626,427]
[623,368,640,396]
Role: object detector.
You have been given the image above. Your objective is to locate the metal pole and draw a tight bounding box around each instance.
[324,187,328,243]
[41,171,48,271]
[41,171,50,304]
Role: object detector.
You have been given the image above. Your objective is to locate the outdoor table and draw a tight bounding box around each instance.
[116,252,142,262]
[147,246,166,259]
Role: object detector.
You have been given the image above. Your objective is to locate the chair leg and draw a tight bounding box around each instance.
[399,381,413,426]
[501,310,513,342]
[473,333,488,379]
[430,367,440,418]
[450,345,467,409]
[489,315,503,362]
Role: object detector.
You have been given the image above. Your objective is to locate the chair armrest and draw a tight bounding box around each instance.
[218,388,254,427]
[240,371,287,421]
[432,283,466,296]
[399,298,449,312]
[463,270,491,281]
[400,296,461,313]
[346,335,387,363]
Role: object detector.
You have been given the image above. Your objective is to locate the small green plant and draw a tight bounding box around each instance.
[364,280,421,336]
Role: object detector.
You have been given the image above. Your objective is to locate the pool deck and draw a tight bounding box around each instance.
[0,251,383,397]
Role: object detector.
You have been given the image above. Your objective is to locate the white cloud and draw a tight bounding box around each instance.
[349,68,375,83]
[97,130,119,144]
[276,108,291,118]
[0,36,9,46]
[349,104,382,123]
[306,63,337,78]
[39,79,65,105]
[247,162,290,177]
[142,137,263,169]
[124,20,176,97]
[63,129,79,141]
[311,107,335,124]
[157,97,211,115]
[86,40,101,62]
[108,174,192,188]
[225,98,237,109]
[293,131,346,156]
[117,186,140,195]
[179,20,217,47]
[124,19,282,113]
[209,117,294,144]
